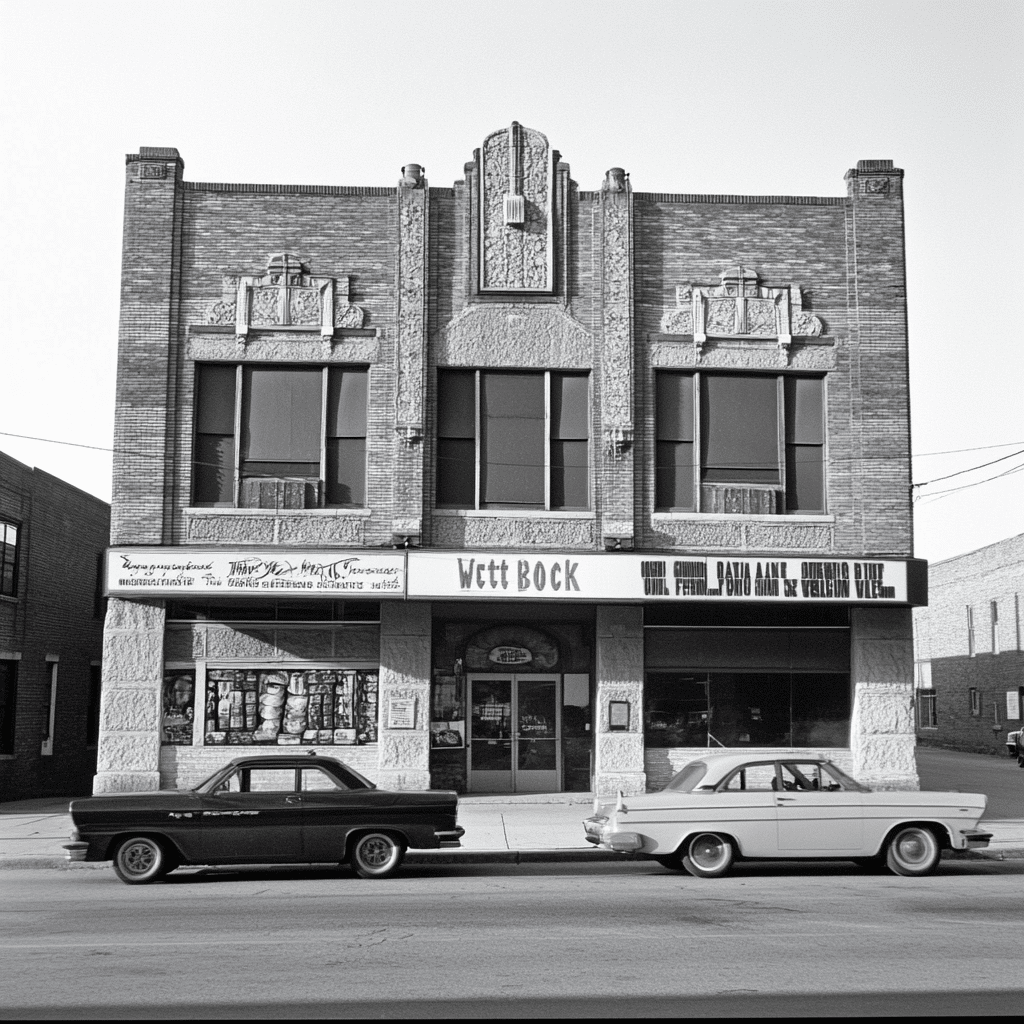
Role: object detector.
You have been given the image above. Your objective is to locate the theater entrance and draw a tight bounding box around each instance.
[468,674,561,793]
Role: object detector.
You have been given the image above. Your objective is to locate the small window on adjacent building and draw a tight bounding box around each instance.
[436,370,589,511]
[41,660,57,756]
[918,690,937,729]
[967,605,975,657]
[192,364,368,508]
[0,660,17,754]
[991,600,1000,655]
[969,687,980,716]
[0,520,19,598]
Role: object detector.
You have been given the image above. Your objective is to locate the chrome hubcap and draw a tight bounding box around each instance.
[691,836,726,869]
[361,838,393,867]
[123,843,155,875]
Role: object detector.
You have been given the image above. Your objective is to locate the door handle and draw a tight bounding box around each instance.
[284,796,302,805]
[776,797,796,803]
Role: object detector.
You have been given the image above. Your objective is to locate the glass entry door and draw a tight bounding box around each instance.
[468,675,560,793]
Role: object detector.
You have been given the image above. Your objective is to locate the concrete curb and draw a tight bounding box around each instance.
[4,847,1021,872]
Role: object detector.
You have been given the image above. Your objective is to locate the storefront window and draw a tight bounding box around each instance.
[644,671,850,748]
[204,668,378,746]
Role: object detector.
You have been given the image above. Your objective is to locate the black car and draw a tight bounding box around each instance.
[65,753,463,884]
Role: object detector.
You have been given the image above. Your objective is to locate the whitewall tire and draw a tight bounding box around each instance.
[682,832,734,878]
[350,832,405,879]
[112,836,172,885]
[886,826,941,877]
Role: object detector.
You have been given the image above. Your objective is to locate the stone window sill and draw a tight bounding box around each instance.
[0,594,18,605]
[184,507,373,517]
[652,513,835,524]
[434,510,596,519]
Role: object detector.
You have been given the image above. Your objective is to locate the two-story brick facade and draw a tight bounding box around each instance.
[1,451,110,800]
[96,127,926,797]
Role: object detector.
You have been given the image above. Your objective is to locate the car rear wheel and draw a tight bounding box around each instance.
[886,826,940,876]
[112,836,172,885]
[682,832,734,878]
[350,832,405,879]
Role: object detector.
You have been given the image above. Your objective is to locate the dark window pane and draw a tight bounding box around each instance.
[481,373,544,507]
[786,446,825,512]
[551,439,588,509]
[437,438,476,508]
[702,375,779,482]
[437,370,476,438]
[326,438,366,506]
[243,368,322,463]
[709,673,792,746]
[790,673,851,746]
[193,434,235,504]
[551,374,589,440]
[656,373,694,442]
[195,365,237,435]
[656,440,694,509]
[785,377,823,444]
[0,660,17,754]
[644,673,710,747]
[327,369,368,438]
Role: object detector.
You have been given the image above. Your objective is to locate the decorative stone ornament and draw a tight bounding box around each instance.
[202,253,366,346]
[479,122,555,292]
[400,164,424,189]
[660,266,823,353]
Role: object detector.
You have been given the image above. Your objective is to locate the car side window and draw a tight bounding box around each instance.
[720,764,776,791]
[244,767,299,793]
[780,763,842,792]
[301,767,348,792]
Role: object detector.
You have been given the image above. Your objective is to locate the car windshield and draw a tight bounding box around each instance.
[662,761,708,792]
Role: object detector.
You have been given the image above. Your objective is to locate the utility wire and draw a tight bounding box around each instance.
[912,447,1024,488]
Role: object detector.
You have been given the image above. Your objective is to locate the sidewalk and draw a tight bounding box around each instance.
[1,793,1021,870]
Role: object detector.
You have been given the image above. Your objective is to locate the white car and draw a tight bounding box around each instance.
[584,753,990,878]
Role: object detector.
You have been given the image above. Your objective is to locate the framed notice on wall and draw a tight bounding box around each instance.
[388,697,417,730]
[609,701,630,732]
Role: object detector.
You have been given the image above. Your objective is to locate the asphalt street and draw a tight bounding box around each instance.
[1,858,1021,1017]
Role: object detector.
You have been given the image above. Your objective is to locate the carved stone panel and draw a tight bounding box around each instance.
[396,186,427,438]
[479,123,554,293]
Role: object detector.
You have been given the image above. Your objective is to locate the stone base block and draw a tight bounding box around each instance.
[92,771,162,794]
[594,771,647,797]
[376,769,431,792]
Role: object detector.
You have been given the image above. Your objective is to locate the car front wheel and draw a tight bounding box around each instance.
[682,832,734,878]
[112,836,172,885]
[350,832,405,879]
[886,826,940,876]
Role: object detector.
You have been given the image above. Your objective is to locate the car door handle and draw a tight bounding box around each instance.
[284,796,302,805]
[776,797,796,802]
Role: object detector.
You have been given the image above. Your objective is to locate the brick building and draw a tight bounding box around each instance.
[96,127,926,797]
[0,451,110,800]
[914,533,1024,755]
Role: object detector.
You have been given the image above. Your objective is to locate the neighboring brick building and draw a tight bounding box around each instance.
[96,127,926,797]
[914,533,1024,755]
[0,451,110,800]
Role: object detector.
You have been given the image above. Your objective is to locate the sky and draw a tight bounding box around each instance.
[1,0,1022,565]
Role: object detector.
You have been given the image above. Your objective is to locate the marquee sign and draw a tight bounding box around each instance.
[406,552,923,604]
[106,548,405,598]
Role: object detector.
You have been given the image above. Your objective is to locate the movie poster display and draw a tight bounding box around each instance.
[430,674,465,749]
[162,671,196,745]
[204,668,379,746]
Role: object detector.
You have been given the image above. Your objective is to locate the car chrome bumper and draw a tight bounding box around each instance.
[63,842,89,862]
[435,826,465,849]
[960,829,992,849]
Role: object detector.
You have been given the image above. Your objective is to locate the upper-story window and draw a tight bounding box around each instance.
[655,372,824,514]
[0,520,19,597]
[192,364,368,509]
[436,370,589,510]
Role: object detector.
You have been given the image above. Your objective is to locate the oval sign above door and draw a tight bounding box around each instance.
[488,646,532,666]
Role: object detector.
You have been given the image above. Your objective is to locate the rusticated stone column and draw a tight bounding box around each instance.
[377,601,432,790]
[392,166,428,545]
[850,607,918,790]
[93,598,165,793]
[594,605,646,795]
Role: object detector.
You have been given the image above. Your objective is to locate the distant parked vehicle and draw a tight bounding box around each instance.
[584,753,990,878]
[1007,728,1023,762]
[64,754,463,884]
